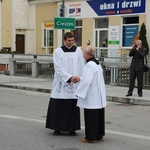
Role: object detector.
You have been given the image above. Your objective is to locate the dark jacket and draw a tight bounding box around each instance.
[129,46,147,71]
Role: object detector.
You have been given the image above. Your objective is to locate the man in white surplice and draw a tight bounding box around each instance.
[75,46,107,143]
[46,32,85,136]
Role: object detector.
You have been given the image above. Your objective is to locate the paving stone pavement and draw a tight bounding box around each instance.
[0,74,150,106]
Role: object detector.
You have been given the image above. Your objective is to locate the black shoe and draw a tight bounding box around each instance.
[126,93,132,96]
[138,93,142,97]
[54,130,60,135]
[69,131,76,136]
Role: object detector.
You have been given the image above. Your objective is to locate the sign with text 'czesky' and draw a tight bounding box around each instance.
[87,0,145,16]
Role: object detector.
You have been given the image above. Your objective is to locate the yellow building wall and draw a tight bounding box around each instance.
[82,18,94,50]
[1,0,12,48]
[139,14,146,28]
[36,3,57,54]
[109,16,121,26]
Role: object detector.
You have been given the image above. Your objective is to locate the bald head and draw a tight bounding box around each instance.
[135,39,142,44]
[84,46,96,60]
[85,46,95,56]
[134,39,142,48]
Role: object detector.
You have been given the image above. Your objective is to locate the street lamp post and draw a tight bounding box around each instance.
[62,0,65,45]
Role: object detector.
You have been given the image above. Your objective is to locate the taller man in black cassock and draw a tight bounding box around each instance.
[45,32,85,135]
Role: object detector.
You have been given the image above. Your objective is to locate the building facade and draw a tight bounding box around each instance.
[0,0,35,54]
[0,0,150,57]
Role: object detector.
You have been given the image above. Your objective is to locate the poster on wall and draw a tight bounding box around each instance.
[108,26,120,60]
[108,26,120,49]
[122,25,139,47]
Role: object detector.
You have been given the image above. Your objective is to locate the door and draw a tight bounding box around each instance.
[95,29,108,58]
[16,34,25,54]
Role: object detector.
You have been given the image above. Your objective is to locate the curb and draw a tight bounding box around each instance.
[0,84,51,93]
[0,84,150,106]
[107,96,150,106]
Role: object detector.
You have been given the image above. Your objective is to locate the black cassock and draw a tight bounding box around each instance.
[84,108,105,140]
[45,45,84,132]
[46,98,80,132]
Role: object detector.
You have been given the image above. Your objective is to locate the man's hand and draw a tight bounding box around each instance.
[71,76,80,83]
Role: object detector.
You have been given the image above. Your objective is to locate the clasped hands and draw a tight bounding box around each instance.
[71,76,80,83]
[132,44,140,51]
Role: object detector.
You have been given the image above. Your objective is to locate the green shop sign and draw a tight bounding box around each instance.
[54,17,76,30]
[108,41,120,45]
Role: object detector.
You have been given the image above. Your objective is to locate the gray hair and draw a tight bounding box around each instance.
[85,46,95,56]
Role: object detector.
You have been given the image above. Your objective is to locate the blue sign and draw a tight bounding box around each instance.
[69,8,81,14]
[87,0,145,16]
[122,25,139,47]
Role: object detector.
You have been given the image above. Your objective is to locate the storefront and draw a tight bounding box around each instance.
[32,0,149,57]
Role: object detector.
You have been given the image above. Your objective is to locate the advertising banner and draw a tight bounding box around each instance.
[65,0,146,18]
[65,1,97,18]
[86,0,146,16]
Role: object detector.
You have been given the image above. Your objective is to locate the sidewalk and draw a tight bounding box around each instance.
[0,74,150,106]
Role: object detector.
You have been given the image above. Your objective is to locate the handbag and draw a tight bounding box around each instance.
[144,55,149,72]
[144,64,149,72]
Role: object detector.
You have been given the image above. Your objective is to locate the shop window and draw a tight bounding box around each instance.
[71,20,82,46]
[122,16,139,47]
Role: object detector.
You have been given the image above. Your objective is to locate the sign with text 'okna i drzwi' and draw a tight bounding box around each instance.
[54,17,76,30]
[87,0,145,16]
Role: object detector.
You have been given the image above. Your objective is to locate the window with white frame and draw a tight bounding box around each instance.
[43,29,54,47]
[43,21,54,54]
[95,18,109,58]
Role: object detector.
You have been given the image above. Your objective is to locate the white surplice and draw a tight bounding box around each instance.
[51,47,85,99]
[75,61,107,109]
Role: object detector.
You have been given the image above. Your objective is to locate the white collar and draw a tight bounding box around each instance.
[65,45,73,49]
